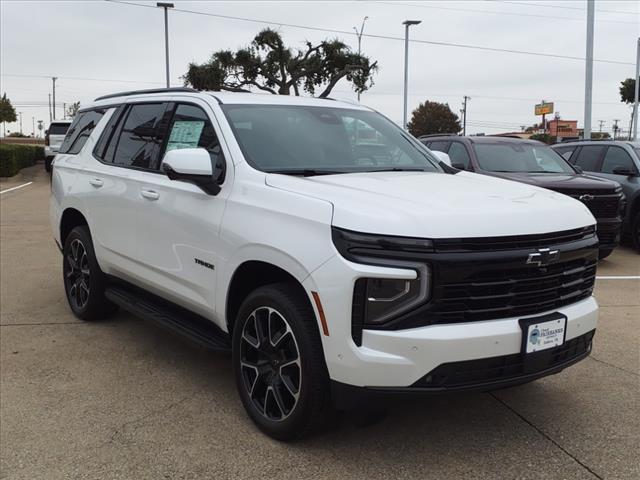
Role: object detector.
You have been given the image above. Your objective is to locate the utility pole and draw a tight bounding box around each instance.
[613,119,620,140]
[18,112,23,135]
[462,96,470,136]
[633,36,639,141]
[353,16,369,102]
[583,0,595,139]
[598,120,605,133]
[48,94,52,122]
[157,3,174,88]
[63,102,66,120]
[402,20,421,130]
[52,77,57,120]
[32,116,35,137]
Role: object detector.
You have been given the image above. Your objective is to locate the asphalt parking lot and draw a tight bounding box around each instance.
[1,165,638,480]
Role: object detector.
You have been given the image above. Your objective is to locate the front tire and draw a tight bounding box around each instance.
[62,226,117,320]
[232,283,332,441]
[598,248,613,260]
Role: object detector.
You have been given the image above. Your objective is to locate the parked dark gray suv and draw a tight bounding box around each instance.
[422,135,626,259]
[552,140,640,251]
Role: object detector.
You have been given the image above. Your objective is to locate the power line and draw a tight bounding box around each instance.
[103,0,634,66]
[1,73,164,85]
[487,1,639,16]
[375,1,638,25]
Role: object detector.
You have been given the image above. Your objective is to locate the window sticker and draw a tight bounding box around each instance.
[166,120,205,151]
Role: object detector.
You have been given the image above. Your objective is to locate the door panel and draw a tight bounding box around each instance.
[134,101,228,317]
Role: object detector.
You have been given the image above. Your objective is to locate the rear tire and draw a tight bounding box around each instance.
[62,226,117,320]
[632,211,640,252]
[45,157,53,172]
[598,248,613,260]
[232,283,332,441]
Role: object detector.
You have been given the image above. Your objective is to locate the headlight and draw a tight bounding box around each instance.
[353,261,431,328]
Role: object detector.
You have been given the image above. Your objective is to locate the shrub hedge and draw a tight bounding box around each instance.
[0,144,45,177]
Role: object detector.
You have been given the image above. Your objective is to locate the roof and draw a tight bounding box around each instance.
[90,88,370,111]
[553,139,639,147]
[422,135,544,145]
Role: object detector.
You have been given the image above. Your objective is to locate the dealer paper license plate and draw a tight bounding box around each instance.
[523,316,567,354]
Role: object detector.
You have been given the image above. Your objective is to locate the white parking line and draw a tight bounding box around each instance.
[596,276,640,280]
[0,182,33,195]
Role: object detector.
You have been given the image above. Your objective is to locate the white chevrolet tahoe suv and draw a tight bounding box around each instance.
[50,88,599,440]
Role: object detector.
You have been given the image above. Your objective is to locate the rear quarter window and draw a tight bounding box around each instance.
[59,110,105,155]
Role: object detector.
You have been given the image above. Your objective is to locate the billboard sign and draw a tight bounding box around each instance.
[535,102,554,116]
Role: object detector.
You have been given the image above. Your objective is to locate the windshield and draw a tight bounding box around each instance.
[221,105,441,174]
[475,143,575,174]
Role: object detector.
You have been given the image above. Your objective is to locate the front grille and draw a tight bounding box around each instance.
[579,197,619,218]
[596,228,618,246]
[433,258,597,323]
[412,330,594,389]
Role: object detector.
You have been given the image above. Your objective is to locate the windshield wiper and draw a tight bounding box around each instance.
[267,169,347,177]
[366,167,429,172]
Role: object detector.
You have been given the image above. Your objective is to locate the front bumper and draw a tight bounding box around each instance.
[595,218,622,250]
[332,329,594,408]
[307,254,599,389]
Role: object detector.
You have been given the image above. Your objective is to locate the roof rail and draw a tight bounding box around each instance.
[417,133,459,139]
[94,87,198,101]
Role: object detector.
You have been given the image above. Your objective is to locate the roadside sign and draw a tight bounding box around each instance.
[535,102,554,116]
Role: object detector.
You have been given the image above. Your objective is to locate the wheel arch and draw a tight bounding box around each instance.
[225,260,315,335]
[60,208,89,245]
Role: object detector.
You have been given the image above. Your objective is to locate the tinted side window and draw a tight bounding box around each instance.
[164,104,225,179]
[59,111,104,154]
[112,103,168,170]
[448,142,471,169]
[601,146,635,174]
[93,106,125,161]
[573,146,604,172]
[428,141,450,152]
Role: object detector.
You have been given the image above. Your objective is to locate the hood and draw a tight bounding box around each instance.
[266,171,595,238]
[486,171,619,193]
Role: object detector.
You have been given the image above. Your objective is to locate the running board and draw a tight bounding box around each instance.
[105,286,231,352]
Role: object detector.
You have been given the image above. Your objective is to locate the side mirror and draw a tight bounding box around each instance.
[162,148,221,195]
[612,166,638,177]
[431,150,452,167]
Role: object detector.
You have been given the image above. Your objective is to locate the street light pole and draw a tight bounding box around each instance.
[583,0,595,140]
[157,2,174,88]
[52,77,57,120]
[402,20,421,130]
[19,112,23,135]
[462,96,470,136]
[353,16,368,102]
[632,36,639,141]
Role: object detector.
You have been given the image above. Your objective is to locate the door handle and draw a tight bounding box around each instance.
[89,178,103,188]
[141,189,160,201]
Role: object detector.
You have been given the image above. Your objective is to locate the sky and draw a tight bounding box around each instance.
[1,0,639,137]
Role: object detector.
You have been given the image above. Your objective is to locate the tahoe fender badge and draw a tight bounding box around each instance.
[195,258,215,270]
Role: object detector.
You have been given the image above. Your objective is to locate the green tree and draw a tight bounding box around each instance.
[407,101,461,137]
[184,28,378,97]
[619,77,637,104]
[66,101,81,118]
[0,93,17,125]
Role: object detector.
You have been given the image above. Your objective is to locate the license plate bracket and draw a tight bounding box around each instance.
[518,312,567,373]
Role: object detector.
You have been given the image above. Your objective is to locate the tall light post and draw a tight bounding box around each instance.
[632,36,639,141]
[157,2,174,88]
[353,16,368,102]
[402,20,421,130]
[51,77,57,120]
[18,112,23,135]
[583,0,594,140]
